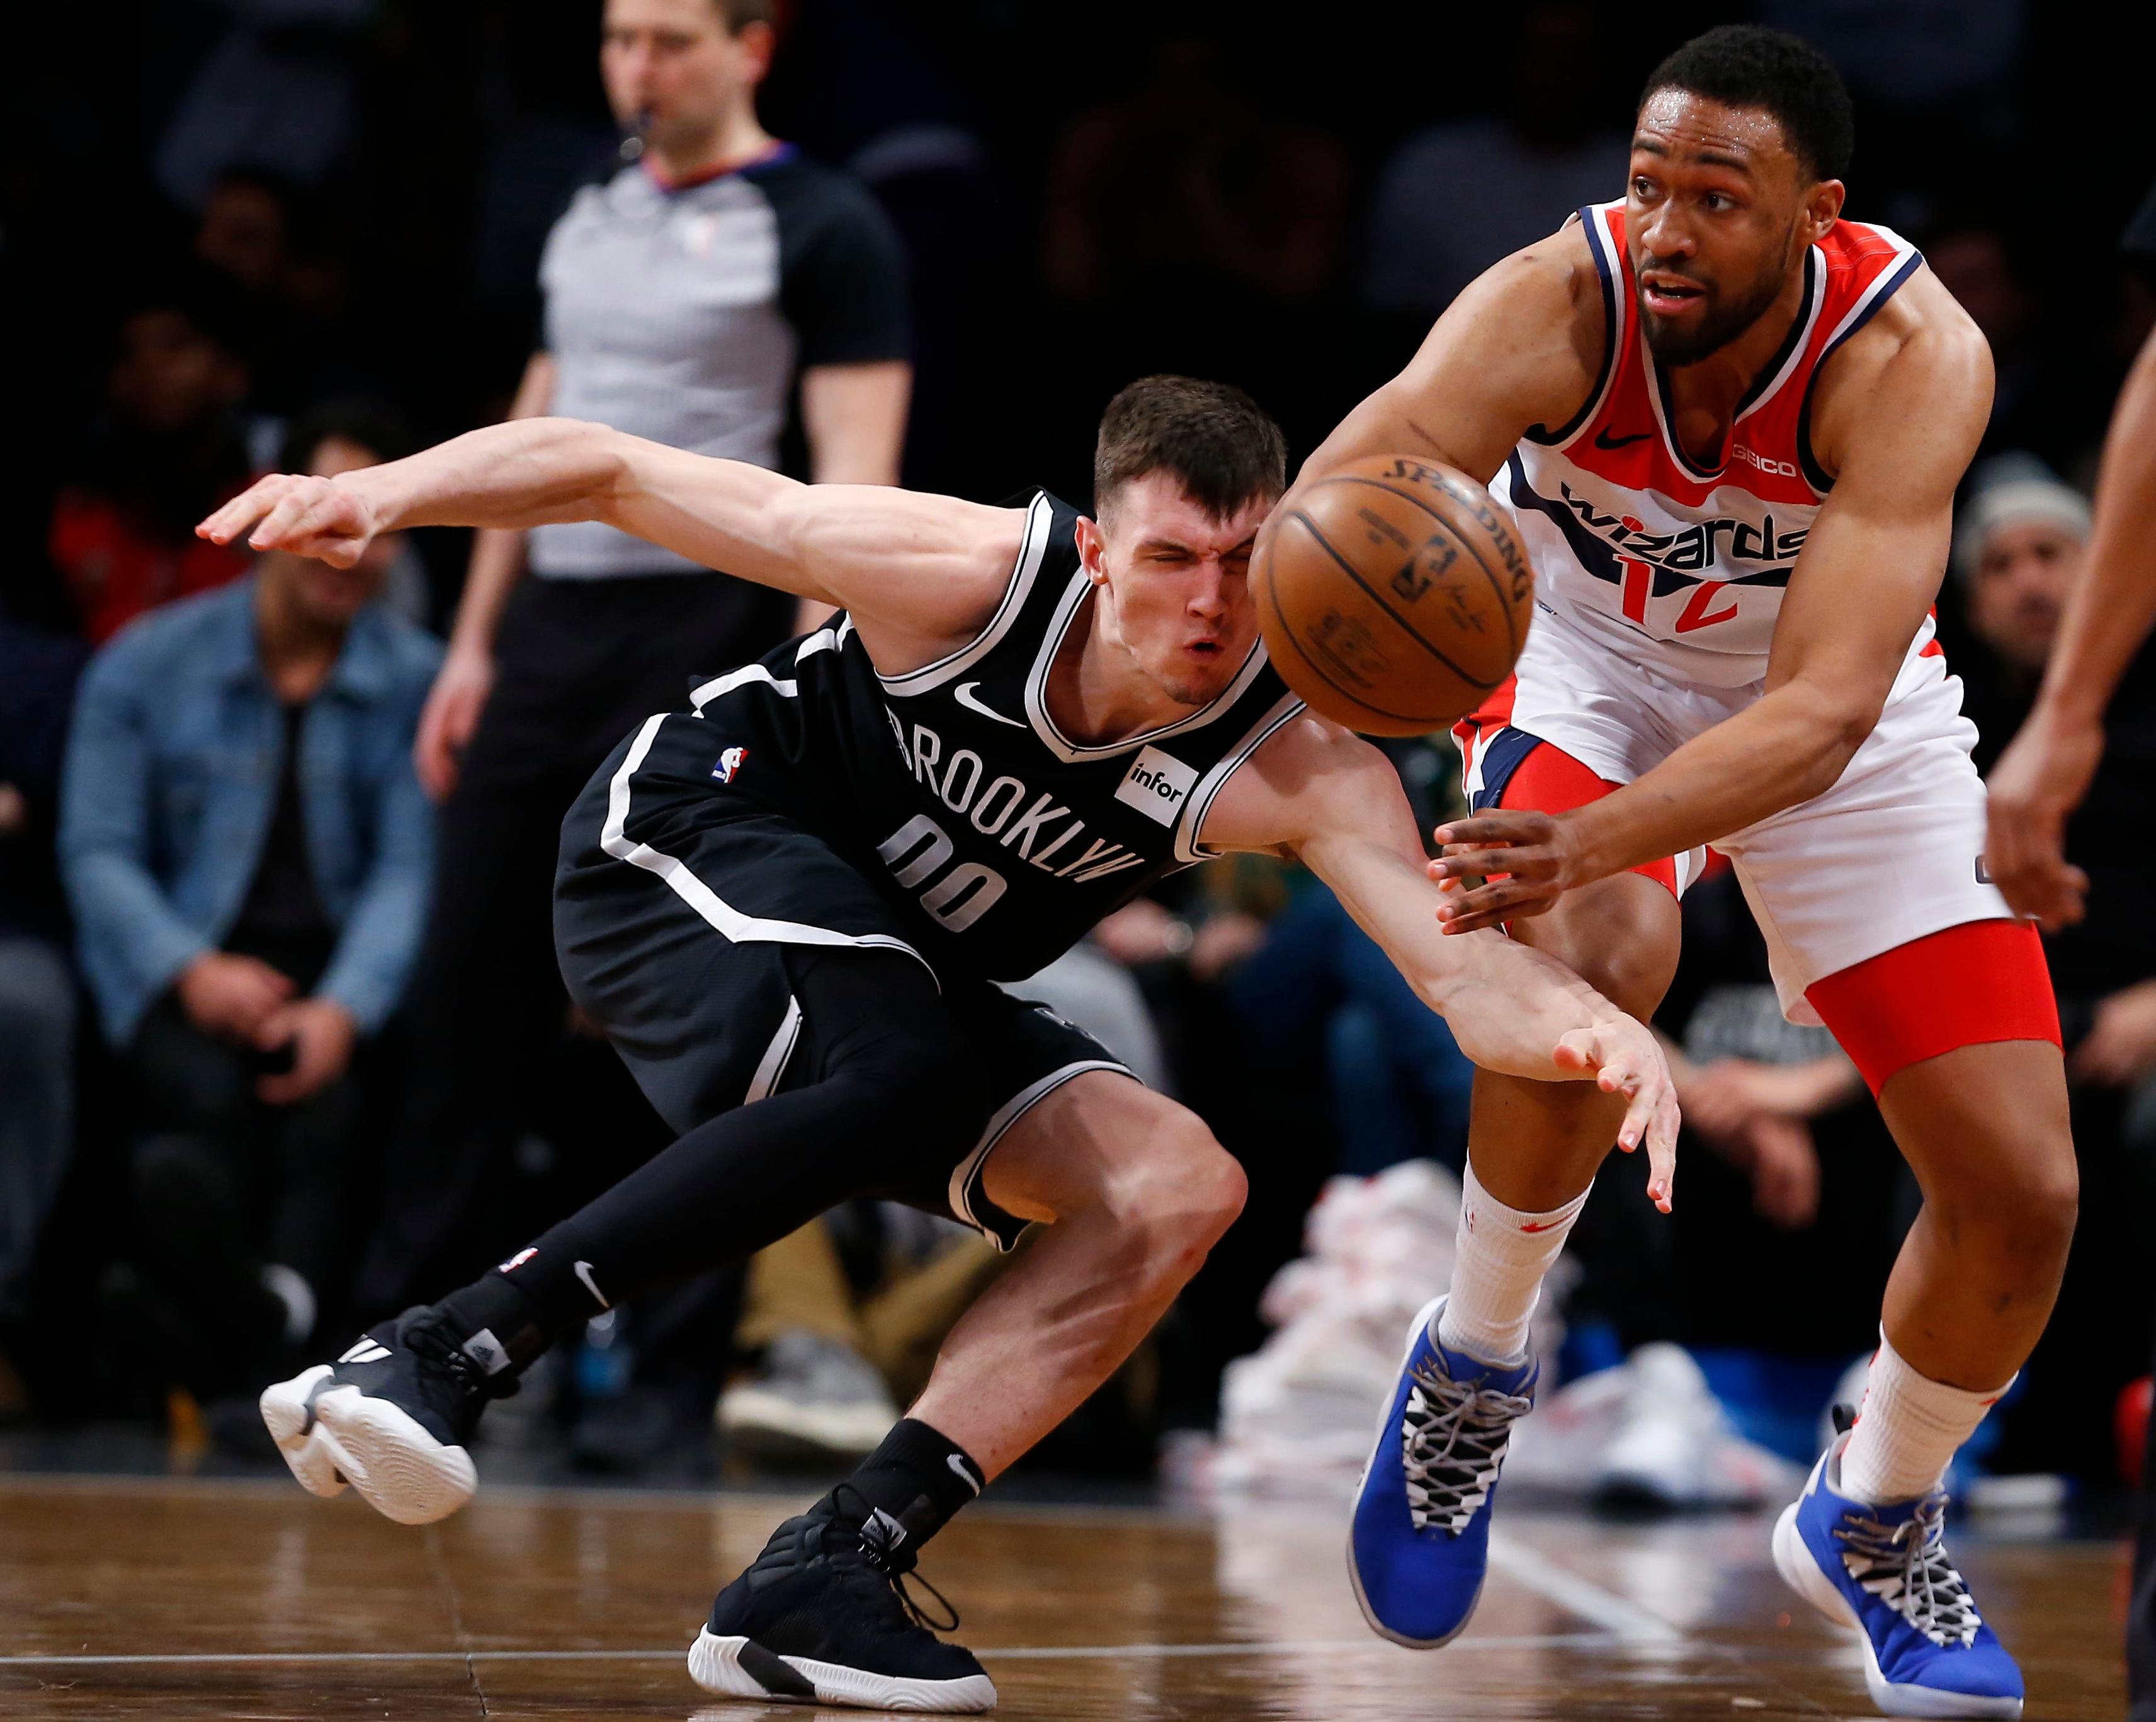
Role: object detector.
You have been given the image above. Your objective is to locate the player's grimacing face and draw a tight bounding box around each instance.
[1625,91,1839,367]
[1087,472,1269,707]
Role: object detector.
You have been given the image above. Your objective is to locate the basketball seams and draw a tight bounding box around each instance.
[1316,472,1527,662]
[1281,505,1502,693]
[1257,542,1445,731]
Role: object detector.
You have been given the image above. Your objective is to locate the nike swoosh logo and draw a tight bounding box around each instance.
[574,1260,611,1309]
[948,1452,983,1494]
[1594,428,1654,450]
[1517,1219,1567,1233]
[954,681,1026,728]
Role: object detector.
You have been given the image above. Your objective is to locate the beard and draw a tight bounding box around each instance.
[1637,233,1795,368]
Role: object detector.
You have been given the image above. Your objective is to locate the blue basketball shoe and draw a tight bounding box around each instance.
[1773,1432,2024,1718]
[1347,1295,1538,1647]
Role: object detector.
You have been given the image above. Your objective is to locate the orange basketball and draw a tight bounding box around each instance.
[1257,455,1534,736]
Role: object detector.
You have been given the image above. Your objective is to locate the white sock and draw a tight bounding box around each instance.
[1838,1329,2014,1505]
[1434,1163,1589,1366]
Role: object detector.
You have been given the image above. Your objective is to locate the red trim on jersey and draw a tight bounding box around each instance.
[1556,203,1920,507]
[1473,729,1681,895]
[1805,919,2060,1096]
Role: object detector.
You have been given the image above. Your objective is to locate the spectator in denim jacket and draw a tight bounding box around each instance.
[58,403,439,1410]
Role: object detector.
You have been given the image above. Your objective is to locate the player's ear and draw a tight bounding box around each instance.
[1075,514,1109,586]
[1804,178,1846,243]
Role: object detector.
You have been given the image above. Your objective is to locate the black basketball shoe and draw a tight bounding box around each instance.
[688,1487,996,1712]
[259,1305,517,1525]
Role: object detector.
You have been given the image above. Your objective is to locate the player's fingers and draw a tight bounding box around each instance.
[1550,1029,1596,1074]
[245,488,326,550]
[1433,814,1544,848]
[1437,878,1555,931]
[198,479,294,546]
[1645,1094,1678,1213]
[1431,845,1555,882]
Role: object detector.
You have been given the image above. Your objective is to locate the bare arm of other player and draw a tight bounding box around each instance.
[1199,714,1679,1208]
[195,419,1023,679]
[1985,322,2156,928]
[1424,270,1992,932]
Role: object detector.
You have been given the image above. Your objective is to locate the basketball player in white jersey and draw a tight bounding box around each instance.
[1289,26,2063,1719]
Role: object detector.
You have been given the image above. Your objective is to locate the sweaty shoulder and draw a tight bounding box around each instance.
[1807,261,1993,488]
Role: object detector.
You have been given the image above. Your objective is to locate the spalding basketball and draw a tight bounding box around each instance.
[1257,455,1533,736]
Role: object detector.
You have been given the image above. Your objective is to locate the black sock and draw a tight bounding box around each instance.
[832,1417,985,1548]
[434,1263,569,1377]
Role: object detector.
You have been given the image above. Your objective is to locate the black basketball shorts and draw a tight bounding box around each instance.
[553,713,1132,1249]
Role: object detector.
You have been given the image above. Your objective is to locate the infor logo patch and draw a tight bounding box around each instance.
[1115,746,1197,825]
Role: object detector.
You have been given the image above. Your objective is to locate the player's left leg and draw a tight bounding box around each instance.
[691,1071,1245,1713]
[1772,921,2068,1721]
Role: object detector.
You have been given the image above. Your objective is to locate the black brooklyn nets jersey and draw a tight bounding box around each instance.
[683,491,1305,981]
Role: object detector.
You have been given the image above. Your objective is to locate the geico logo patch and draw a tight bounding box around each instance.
[1115,746,1198,825]
[1730,442,1800,478]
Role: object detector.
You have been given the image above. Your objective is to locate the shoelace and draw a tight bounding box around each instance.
[1400,1359,1534,1536]
[1834,1493,1982,1648]
[1397,1364,1535,1536]
[832,1484,962,1634]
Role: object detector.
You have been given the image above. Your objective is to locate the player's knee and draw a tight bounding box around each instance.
[1941,1133,2079,1272]
[1111,1111,1246,1275]
[1527,888,1681,1020]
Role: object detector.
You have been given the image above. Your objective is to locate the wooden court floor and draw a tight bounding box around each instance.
[0,1472,2128,1720]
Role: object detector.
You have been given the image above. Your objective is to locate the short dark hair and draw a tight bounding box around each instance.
[710,0,776,30]
[1640,25,1856,183]
[280,395,419,476]
[1093,375,1288,522]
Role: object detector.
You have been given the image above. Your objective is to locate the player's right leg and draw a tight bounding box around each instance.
[1351,731,1684,1647]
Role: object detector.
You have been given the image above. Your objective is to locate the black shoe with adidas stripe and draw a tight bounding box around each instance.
[259,1306,518,1525]
[688,1488,996,1713]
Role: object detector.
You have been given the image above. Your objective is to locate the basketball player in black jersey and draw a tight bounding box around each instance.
[201,377,1679,1714]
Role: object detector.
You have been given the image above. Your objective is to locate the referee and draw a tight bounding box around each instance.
[353,0,911,1312]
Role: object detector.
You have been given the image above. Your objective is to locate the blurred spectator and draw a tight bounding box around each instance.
[58,421,440,1408]
[1043,34,1350,309]
[350,0,912,1318]
[1363,3,1628,316]
[154,0,377,208]
[1949,453,2156,1478]
[49,272,257,646]
[0,618,91,1410]
[1949,455,2156,1036]
[193,167,356,416]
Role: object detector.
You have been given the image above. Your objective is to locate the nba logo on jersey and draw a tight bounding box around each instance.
[1115,746,1198,825]
[713,746,749,784]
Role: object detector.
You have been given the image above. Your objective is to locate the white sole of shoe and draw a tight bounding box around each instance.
[258,1371,475,1526]
[687,1626,997,1713]
[1345,1296,1477,1651]
[259,1366,348,1499]
[716,1388,896,1460]
[1771,1503,2022,1719]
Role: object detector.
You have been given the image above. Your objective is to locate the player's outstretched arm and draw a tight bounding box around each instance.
[1429,271,1992,933]
[1987,322,2156,928]
[1201,718,1677,1208]
[198,418,1020,654]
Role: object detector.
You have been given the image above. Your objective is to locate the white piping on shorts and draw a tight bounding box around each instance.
[946,1058,1133,1248]
[745,995,804,1104]
[602,713,931,971]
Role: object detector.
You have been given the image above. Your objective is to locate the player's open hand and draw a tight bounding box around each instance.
[1552,1017,1677,1213]
[1427,808,1584,933]
[197,473,380,569]
[1984,705,2098,930]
